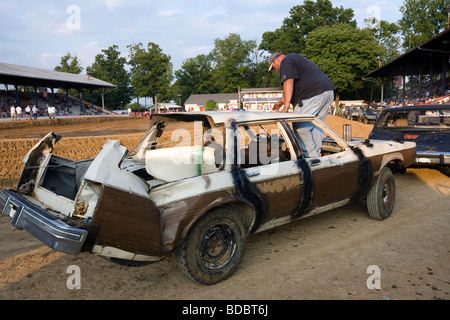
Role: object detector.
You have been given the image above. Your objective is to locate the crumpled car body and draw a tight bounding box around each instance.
[361,105,382,124]
[1,112,417,284]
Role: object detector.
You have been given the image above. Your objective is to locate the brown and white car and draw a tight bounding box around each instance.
[0,112,416,284]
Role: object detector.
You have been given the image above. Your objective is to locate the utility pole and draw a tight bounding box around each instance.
[448,4,450,29]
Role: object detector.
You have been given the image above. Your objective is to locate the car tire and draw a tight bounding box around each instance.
[176,207,247,285]
[366,167,396,220]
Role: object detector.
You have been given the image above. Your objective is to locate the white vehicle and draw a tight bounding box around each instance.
[1,112,416,284]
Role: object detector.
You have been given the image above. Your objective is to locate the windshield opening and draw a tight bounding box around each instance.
[377,109,450,128]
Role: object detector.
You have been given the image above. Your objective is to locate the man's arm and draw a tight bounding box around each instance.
[279,79,294,113]
[272,96,284,111]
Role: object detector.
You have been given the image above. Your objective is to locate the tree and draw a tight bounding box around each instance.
[365,17,401,64]
[399,0,449,50]
[304,23,383,100]
[55,53,83,74]
[54,53,84,97]
[260,0,356,54]
[211,33,256,93]
[173,53,217,105]
[128,42,173,105]
[248,59,281,89]
[205,99,217,111]
[86,45,133,109]
[245,45,281,89]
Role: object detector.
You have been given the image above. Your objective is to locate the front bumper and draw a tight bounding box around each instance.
[0,189,87,255]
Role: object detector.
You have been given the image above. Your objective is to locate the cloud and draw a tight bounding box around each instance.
[0,0,405,74]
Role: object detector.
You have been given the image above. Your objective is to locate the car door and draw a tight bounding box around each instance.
[282,119,362,212]
[235,120,303,224]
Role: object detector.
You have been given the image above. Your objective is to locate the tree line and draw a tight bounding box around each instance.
[54,0,449,109]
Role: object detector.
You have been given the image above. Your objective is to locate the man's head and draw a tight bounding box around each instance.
[268,52,284,72]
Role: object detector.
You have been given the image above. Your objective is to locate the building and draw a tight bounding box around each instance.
[184,88,283,112]
[0,62,116,115]
[365,27,450,103]
[241,87,283,111]
[185,93,240,111]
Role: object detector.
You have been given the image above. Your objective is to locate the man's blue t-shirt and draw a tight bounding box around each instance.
[280,53,335,105]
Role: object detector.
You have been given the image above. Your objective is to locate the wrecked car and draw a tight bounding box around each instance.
[369,105,450,177]
[0,112,416,284]
[361,105,382,124]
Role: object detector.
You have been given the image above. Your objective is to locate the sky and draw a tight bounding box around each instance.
[0,0,405,73]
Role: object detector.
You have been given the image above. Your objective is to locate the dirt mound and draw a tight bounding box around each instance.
[0,116,140,130]
[0,116,150,140]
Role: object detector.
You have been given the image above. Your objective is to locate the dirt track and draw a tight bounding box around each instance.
[0,115,449,301]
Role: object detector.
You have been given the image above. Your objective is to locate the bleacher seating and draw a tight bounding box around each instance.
[0,89,112,118]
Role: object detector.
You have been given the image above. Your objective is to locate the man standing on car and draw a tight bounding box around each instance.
[269,52,335,158]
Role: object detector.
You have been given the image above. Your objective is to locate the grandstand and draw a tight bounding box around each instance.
[366,27,450,106]
[0,62,116,118]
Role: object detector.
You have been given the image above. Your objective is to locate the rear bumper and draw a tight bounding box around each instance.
[0,189,87,255]
[415,152,450,167]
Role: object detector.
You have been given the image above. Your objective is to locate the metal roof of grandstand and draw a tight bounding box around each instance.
[0,62,116,90]
[365,28,450,79]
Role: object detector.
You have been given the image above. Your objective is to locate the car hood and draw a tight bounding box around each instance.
[369,127,450,153]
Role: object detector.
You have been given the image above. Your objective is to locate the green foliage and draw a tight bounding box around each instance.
[53,0,448,106]
[365,18,401,63]
[173,33,262,103]
[54,53,84,97]
[399,0,449,50]
[54,53,84,74]
[304,23,383,99]
[259,0,356,54]
[173,53,217,105]
[205,99,217,110]
[211,33,256,93]
[128,42,173,103]
[86,45,133,109]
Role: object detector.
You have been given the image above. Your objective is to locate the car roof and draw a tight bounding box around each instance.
[150,111,315,126]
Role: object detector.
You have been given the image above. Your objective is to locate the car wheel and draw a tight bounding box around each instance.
[366,167,396,220]
[176,207,247,285]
